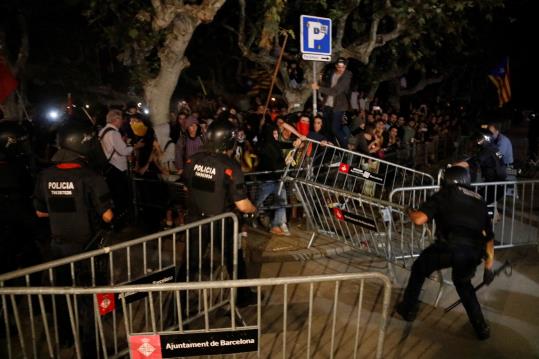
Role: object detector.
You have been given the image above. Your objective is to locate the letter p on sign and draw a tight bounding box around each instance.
[307,21,326,48]
[300,15,332,61]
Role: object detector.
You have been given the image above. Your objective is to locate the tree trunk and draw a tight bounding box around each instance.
[143,14,197,126]
[280,61,319,113]
[283,87,312,113]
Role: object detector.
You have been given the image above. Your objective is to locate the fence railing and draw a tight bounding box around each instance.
[0,273,392,359]
[0,213,240,358]
[387,180,539,267]
[131,169,303,219]
[284,138,435,202]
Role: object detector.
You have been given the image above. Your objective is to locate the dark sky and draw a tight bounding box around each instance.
[1,0,536,109]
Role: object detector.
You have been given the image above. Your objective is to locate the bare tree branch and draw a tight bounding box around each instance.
[341,0,405,64]
[401,72,444,96]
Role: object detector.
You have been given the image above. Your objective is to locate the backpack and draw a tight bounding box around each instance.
[97,127,118,175]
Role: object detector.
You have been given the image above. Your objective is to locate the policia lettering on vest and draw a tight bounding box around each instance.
[33,121,113,356]
[181,119,257,308]
[396,166,494,341]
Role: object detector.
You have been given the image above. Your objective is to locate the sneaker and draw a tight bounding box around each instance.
[395,301,418,322]
[270,226,285,236]
[280,223,291,236]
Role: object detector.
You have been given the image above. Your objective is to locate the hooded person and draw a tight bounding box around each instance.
[174,115,205,174]
[254,122,302,236]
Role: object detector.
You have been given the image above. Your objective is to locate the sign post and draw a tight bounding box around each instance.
[300,15,332,115]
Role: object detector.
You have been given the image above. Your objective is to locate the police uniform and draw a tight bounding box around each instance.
[0,159,38,273]
[32,121,112,355]
[182,151,249,282]
[468,141,506,183]
[398,182,493,339]
[33,160,112,258]
[0,121,41,273]
[467,133,506,205]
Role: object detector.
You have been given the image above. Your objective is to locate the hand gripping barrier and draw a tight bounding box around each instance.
[387,180,538,307]
[283,138,435,201]
[282,138,433,252]
[0,273,392,359]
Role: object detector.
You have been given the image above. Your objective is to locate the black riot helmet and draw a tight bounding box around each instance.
[205,119,237,152]
[0,121,29,159]
[472,128,493,146]
[441,166,471,187]
[56,120,97,157]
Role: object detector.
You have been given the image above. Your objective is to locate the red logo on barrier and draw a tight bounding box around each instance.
[338,163,350,174]
[129,335,162,359]
[333,207,344,221]
[96,293,116,316]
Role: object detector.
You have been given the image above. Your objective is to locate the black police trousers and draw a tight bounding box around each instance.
[48,239,101,357]
[178,215,251,300]
[401,241,486,326]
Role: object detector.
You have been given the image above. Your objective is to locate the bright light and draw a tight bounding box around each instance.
[137,102,143,108]
[271,97,276,102]
[143,108,150,115]
[85,104,90,109]
[47,110,60,121]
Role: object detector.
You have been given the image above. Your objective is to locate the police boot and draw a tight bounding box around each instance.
[395,301,419,322]
[472,319,490,340]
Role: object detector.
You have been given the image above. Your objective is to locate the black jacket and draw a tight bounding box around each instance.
[257,124,294,181]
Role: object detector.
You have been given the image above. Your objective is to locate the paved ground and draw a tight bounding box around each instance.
[244,222,539,359]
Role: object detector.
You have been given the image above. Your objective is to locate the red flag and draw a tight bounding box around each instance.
[0,56,18,104]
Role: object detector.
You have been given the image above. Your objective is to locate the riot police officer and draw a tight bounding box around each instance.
[466,129,507,183]
[0,121,38,273]
[33,120,113,354]
[396,166,495,340]
[34,120,114,257]
[182,119,257,306]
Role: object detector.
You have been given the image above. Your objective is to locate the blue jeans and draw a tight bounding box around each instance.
[255,181,287,227]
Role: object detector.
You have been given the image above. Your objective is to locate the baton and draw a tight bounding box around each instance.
[444,260,512,313]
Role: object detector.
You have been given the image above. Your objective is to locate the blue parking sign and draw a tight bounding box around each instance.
[300,15,332,61]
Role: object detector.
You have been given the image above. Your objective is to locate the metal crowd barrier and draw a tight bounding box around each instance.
[131,170,303,217]
[284,138,435,202]
[0,272,391,359]
[283,138,433,250]
[0,213,240,358]
[387,179,539,268]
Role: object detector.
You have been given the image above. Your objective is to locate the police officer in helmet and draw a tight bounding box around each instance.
[396,166,495,340]
[466,128,506,183]
[34,120,114,257]
[0,121,38,273]
[182,119,257,306]
[33,120,113,354]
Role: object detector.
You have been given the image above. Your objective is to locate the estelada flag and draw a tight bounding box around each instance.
[0,56,18,104]
[488,57,511,108]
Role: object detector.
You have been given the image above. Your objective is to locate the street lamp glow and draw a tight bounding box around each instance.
[85,104,90,109]
[47,110,60,121]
